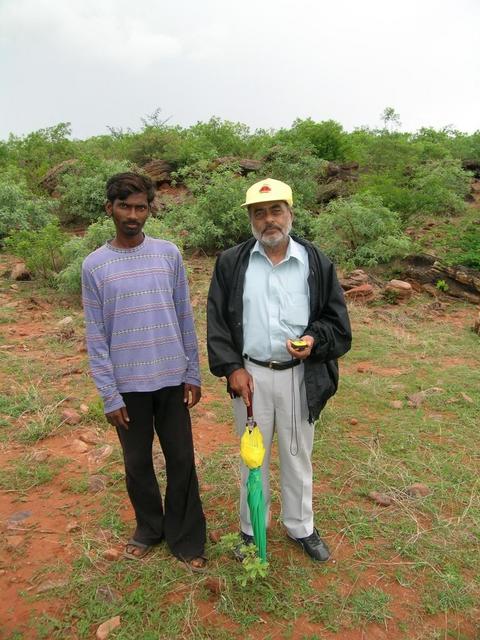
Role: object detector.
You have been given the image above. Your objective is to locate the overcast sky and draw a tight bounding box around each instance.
[0,0,479,140]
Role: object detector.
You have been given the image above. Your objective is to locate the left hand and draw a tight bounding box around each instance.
[286,335,314,360]
[184,383,201,408]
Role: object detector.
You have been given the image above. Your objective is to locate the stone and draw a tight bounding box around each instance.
[6,535,24,549]
[368,491,392,507]
[205,577,222,595]
[103,548,121,561]
[349,418,358,426]
[339,269,369,291]
[96,585,121,604]
[71,439,89,453]
[405,483,431,498]
[66,520,80,533]
[30,449,50,462]
[460,392,474,404]
[344,284,375,303]
[10,284,19,291]
[78,429,102,445]
[57,316,74,327]
[89,475,107,493]
[384,280,413,303]
[7,510,32,525]
[96,615,121,640]
[36,578,69,594]
[407,387,444,408]
[79,403,90,414]
[62,408,81,425]
[390,400,404,409]
[11,263,31,281]
[88,444,113,465]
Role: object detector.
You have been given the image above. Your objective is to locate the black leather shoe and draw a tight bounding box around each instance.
[289,528,331,562]
[233,531,255,562]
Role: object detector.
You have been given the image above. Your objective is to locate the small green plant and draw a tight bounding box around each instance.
[218,533,269,586]
[237,549,269,586]
[436,279,449,292]
[383,288,400,304]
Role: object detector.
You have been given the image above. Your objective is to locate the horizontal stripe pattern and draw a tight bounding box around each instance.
[82,236,200,413]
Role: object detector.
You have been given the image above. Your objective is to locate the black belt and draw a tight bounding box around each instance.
[243,354,301,371]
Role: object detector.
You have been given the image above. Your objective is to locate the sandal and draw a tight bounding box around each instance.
[123,539,152,560]
[178,555,208,573]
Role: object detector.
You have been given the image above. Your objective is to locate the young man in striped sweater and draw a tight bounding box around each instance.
[82,172,206,570]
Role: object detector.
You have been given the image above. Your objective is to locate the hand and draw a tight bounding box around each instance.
[184,383,201,408]
[286,335,314,360]
[228,368,254,407]
[105,406,130,430]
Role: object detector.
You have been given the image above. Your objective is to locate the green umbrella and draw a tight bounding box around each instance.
[240,402,267,562]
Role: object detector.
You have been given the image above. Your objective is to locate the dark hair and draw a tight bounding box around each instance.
[106,172,155,204]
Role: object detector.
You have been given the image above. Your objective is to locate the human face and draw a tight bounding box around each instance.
[106,192,150,246]
[249,200,292,248]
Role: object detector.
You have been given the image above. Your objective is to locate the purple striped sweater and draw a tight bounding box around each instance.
[81,235,201,413]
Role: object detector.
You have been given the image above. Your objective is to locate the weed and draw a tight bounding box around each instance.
[435,279,449,292]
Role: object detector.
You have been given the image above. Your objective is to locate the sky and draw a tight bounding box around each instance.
[0,0,479,140]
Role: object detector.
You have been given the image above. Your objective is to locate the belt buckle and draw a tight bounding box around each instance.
[269,360,280,369]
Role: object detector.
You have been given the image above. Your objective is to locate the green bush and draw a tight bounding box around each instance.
[277,118,350,162]
[57,216,184,294]
[5,220,68,280]
[164,168,251,252]
[0,178,54,239]
[409,159,471,216]
[56,157,132,224]
[313,193,412,268]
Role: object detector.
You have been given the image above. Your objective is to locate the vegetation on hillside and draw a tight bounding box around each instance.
[1,110,478,292]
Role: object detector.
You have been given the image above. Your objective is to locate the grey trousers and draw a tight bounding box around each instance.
[233,359,314,539]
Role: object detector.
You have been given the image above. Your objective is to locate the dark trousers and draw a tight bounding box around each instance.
[116,385,206,560]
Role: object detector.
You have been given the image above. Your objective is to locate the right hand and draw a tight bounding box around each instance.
[228,368,254,407]
[105,406,130,430]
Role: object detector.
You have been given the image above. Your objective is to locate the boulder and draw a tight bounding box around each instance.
[339,269,369,291]
[10,263,31,281]
[384,279,413,302]
[344,284,375,303]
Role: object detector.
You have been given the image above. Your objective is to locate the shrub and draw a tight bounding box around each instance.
[313,193,412,268]
[5,220,68,280]
[0,178,54,239]
[163,168,251,252]
[56,157,132,224]
[409,159,471,216]
[57,216,183,294]
[280,118,350,162]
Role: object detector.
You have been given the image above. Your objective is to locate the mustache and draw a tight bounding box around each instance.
[262,224,283,233]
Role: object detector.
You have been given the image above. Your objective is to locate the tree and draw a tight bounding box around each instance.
[380,107,401,133]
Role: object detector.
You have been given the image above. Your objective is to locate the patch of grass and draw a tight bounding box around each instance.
[348,586,392,624]
[0,456,64,492]
[423,568,475,615]
[0,385,43,418]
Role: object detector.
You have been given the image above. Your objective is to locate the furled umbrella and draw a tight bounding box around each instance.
[240,401,267,562]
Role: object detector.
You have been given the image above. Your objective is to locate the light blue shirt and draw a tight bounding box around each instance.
[243,237,310,361]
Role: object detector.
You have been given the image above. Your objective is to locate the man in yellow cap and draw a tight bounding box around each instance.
[207,178,351,561]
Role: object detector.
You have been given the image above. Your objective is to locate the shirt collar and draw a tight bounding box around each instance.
[251,236,306,265]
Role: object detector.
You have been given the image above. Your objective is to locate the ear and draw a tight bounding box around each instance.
[105,200,113,216]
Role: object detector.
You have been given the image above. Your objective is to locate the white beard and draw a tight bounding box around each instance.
[251,220,292,248]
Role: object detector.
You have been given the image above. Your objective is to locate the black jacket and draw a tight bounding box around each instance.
[207,235,352,422]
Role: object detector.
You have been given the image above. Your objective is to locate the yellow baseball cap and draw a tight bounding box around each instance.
[242,178,293,207]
